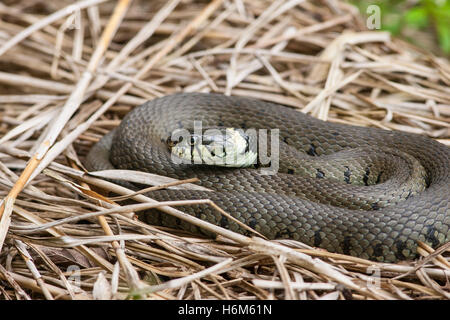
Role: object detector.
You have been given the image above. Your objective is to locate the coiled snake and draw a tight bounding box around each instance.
[85,93,449,262]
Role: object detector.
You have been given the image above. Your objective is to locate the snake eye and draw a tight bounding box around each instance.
[190,136,196,145]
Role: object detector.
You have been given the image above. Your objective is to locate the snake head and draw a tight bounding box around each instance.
[168,127,257,167]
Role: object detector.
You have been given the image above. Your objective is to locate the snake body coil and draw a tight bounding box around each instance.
[86,93,450,262]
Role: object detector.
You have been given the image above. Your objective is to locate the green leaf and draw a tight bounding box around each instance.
[437,23,450,53]
[404,7,428,28]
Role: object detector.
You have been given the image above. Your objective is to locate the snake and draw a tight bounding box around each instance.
[85,92,450,262]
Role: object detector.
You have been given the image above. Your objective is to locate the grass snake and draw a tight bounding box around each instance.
[85,93,449,262]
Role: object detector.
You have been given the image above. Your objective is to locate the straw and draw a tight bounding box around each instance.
[0,0,448,300]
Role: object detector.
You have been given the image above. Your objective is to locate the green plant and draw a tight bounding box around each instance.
[351,0,450,54]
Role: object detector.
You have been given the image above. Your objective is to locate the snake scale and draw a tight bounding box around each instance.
[85,93,450,262]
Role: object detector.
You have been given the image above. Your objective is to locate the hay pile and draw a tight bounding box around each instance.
[0,0,449,300]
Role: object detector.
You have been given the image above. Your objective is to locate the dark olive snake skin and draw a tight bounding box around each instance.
[85,93,450,262]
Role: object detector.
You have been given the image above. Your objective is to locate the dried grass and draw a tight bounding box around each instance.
[0,0,449,300]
